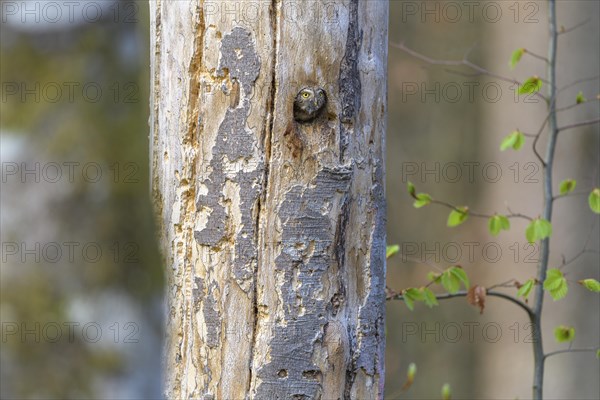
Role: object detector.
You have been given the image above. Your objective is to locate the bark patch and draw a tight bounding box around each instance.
[194,27,263,291]
[338,0,362,160]
[255,166,352,398]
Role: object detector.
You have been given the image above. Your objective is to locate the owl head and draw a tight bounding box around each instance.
[293,86,327,123]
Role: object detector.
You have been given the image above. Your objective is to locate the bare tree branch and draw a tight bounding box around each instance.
[557,118,600,132]
[558,75,599,93]
[558,221,599,270]
[394,253,445,273]
[556,98,600,113]
[544,348,598,359]
[524,49,550,64]
[558,18,591,35]
[391,41,548,101]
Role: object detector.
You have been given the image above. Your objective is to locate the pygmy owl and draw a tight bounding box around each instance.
[293,87,327,123]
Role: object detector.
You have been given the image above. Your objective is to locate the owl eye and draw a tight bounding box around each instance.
[301,92,311,98]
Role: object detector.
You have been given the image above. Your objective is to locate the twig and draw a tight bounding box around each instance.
[558,18,591,35]
[552,190,592,201]
[387,289,534,319]
[558,249,598,270]
[556,98,600,113]
[504,206,534,222]
[544,348,597,359]
[557,118,600,133]
[524,49,550,64]
[521,132,538,138]
[442,68,549,86]
[486,291,534,319]
[558,75,599,93]
[395,253,445,273]
[557,221,599,270]
[391,41,548,101]
[531,108,552,167]
[429,199,533,221]
[487,279,517,290]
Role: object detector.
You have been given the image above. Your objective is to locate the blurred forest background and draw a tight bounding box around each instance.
[1,1,598,399]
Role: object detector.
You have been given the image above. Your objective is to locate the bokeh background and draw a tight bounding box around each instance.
[1,1,598,399]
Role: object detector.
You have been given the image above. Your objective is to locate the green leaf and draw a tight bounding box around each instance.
[554,325,575,343]
[406,363,416,387]
[413,193,432,208]
[578,279,600,292]
[500,130,525,151]
[407,362,417,381]
[559,179,577,195]
[441,383,452,400]
[402,293,414,311]
[386,245,400,259]
[421,287,439,308]
[447,207,469,227]
[597,349,600,359]
[450,267,470,289]
[488,215,510,236]
[441,272,460,294]
[589,188,600,214]
[440,266,470,294]
[407,288,424,301]
[402,288,423,311]
[402,362,417,390]
[402,287,439,310]
[518,76,543,95]
[525,218,553,243]
[543,268,569,300]
[544,271,563,291]
[509,48,525,70]
[407,181,416,197]
[576,91,586,104]
[517,279,535,300]
[427,272,442,283]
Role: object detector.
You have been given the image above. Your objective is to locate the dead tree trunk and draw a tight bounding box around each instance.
[150,1,388,398]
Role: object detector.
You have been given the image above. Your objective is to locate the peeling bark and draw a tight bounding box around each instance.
[150,1,388,398]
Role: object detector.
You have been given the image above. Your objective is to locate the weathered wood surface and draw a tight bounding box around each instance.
[150,1,388,398]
